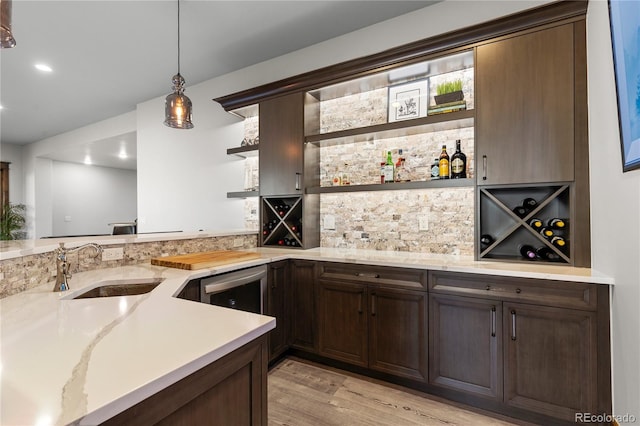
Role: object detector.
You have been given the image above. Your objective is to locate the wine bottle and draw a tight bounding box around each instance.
[438,145,450,179]
[395,149,406,182]
[512,205,529,218]
[551,236,566,248]
[539,227,554,238]
[528,218,543,229]
[480,234,494,247]
[519,244,537,260]
[431,158,440,180]
[536,247,560,261]
[548,218,566,229]
[383,151,395,183]
[522,197,538,209]
[450,139,467,179]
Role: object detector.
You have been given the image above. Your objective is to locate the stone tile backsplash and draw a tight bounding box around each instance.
[320,187,474,255]
[0,234,257,299]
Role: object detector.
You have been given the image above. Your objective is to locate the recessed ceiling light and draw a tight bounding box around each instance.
[118,150,128,160]
[84,155,92,165]
[35,63,53,72]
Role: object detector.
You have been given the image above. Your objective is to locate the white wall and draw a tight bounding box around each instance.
[587,0,640,417]
[0,143,24,204]
[50,161,136,237]
[22,111,136,238]
[136,0,550,233]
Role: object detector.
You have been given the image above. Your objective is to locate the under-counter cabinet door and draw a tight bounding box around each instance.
[267,261,290,362]
[317,281,368,367]
[259,93,304,196]
[289,260,317,352]
[476,23,575,185]
[429,294,503,400]
[504,303,597,421]
[369,287,428,383]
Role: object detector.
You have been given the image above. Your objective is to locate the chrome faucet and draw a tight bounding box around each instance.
[53,242,103,292]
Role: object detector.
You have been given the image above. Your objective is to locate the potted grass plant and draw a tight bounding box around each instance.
[434,79,464,105]
[0,203,26,240]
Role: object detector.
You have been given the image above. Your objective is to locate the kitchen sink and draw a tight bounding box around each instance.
[71,278,165,299]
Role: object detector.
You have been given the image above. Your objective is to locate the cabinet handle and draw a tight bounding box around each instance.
[511,310,517,341]
[358,292,363,314]
[515,288,521,294]
[295,173,301,191]
[491,306,496,337]
[485,285,491,291]
[482,155,487,181]
[355,272,380,279]
[371,293,376,316]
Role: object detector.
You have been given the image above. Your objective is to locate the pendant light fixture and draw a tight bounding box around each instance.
[0,0,17,49]
[164,0,193,129]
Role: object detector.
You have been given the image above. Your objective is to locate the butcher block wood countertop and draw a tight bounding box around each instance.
[151,250,262,270]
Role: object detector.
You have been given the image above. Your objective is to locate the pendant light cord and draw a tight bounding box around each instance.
[177,0,181,75]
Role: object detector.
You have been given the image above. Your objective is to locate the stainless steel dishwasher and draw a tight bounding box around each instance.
[199,265,267,314]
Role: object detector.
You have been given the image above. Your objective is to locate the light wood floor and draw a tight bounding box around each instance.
[268,358,533,426]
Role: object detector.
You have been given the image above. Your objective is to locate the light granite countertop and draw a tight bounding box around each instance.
[0,246,613,425]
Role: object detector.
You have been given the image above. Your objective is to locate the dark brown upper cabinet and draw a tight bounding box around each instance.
[475,23,575,185]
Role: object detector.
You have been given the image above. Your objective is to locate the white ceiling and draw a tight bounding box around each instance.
[0,0,436,169]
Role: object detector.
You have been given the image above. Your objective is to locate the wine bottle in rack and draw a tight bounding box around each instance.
[548,218,566,229]
[522,197,538,209]
[539,227,554,239]
[512,205,529,218]
[551,236,567,248]
[536,247,561,261]
[528,218,543,230]
[519,244,537,260]
[480,234,494,247]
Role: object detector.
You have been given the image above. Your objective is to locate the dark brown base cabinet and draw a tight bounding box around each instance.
[102,336,268,426]
[267,261,290,363]
[428,271,610,424]
[316,263,428,383]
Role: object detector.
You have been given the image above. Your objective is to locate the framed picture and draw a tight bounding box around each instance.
[388,80,429,123]
[609,0,640,172]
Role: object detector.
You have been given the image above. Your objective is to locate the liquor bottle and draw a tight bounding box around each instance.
[528,218,543,230]
[383,151,395,183]
[450,139,467,179]
[395,149,406,182]
[539,227,554,239]
[519,244,537,260]
[341,163,350,185]
[380,151,387,184]
[431,158,440,180]
[536,246,561,261]
[512,205,529,218]
[548,218,566,229]
[551,236,566,248]
[480,234,494,247]
[522,197,538,209]
[438,145,450,179]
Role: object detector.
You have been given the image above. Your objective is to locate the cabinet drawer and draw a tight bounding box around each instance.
[318,262,427,290]
[428,271,597,311]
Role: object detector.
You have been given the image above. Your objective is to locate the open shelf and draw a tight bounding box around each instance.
[306,110,474,146]
[261,196,305,248]
[227,191,259,199]
[307,178,474,194]
[227,145,259,158]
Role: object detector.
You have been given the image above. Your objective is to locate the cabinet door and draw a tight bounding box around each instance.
[429,294,503,400]
[504,303,597,421]
[369,287,428,383]
[267,260,289,362]
[317,280,368,367]
[476,24,574,185]
[259,93,304,196]
[289,260,317,352]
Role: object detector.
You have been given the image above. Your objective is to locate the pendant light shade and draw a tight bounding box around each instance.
[164,0,193,129]
[1,0,17,49]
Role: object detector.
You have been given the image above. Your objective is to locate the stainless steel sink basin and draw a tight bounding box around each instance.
[72,278,164,299]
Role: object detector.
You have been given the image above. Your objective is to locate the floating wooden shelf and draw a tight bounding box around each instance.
[226,145,259,158]
[227,190,259,198]
[307,178,474,194]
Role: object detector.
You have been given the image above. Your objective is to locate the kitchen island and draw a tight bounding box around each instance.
[0,243,613,425]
